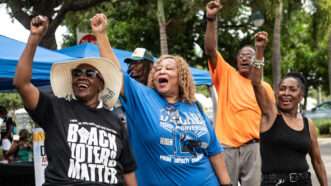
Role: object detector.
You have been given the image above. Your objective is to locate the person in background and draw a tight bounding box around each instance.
[6,129,33,162]
[250,31,328,186]
[94,13,232,186]
[204,1,274,185]
[113,48,154,126]
[0,106,16,162]
[124,48,154,85]
[13,14,137,186]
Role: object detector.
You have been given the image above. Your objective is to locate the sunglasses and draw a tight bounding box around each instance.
[71,68,102,80]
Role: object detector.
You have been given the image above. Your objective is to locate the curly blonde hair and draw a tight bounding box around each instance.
[148,55,196,103]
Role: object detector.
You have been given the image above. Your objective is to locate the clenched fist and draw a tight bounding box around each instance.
[30,15,48,38]
[255,31,268,49]
[206,0,222,19]
[91,13,108,35]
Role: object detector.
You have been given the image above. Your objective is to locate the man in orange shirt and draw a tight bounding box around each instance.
[204,1,274,186]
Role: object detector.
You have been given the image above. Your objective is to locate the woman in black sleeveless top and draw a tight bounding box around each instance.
[250,32,328,186]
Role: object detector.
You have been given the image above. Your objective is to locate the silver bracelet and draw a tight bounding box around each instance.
[251,58,264,69]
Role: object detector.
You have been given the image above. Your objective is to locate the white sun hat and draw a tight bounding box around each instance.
[50,57,122,109]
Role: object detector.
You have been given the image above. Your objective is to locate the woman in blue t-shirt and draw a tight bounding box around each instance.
[93,13,231,186]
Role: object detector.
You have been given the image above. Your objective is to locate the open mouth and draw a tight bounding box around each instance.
[77,81,89,90]
[131,73,142,80]
[158,78,168,86]
[130,75,138,79]
[241,63,250,67]
[280,97,292,105]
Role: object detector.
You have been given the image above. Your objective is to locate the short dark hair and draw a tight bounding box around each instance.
[19,129,30,140]
[238,45,255,55]
[282,72,306,95]
[127,61,153,85]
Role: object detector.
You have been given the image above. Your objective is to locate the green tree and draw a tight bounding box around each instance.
[271,0,283,90]
[157,0,168,55]
[312,0,331,95]
[329,30,331,94]
[63,0,206,66]
[0,0,109,49]
[0,93,23,110]
[60,0,331,97]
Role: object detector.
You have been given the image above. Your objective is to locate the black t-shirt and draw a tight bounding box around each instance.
[27,92,136,186]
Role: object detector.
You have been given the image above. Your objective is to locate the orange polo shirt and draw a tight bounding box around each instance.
[208,51,274,147]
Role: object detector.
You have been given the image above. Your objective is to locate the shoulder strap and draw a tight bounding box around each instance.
[302,116,310,136]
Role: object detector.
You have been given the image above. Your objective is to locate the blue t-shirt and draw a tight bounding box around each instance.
[120,74,224,186]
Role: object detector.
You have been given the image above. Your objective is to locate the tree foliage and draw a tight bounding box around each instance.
[0,0,109,49]
[63,0,266,67]
[279,0,331,93]
[63,0,207,67]
[0,93,22,110]
[3,0,331,97]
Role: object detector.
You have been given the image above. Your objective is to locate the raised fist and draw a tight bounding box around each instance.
[206,0,222,18]
[91,13,108,34]
[30,15,48,37]
[255,31,268,49]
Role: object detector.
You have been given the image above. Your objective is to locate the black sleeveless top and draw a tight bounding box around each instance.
[260,114,311,173]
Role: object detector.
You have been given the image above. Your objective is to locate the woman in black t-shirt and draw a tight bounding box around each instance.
[250,32,328,186]
[14,15,137,186]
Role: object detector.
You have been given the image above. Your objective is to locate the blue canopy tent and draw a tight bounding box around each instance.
[57,43,211,86]
[58,43,131,72]
[0,35,75,91]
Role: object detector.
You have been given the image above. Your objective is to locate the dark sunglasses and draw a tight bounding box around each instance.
[71,68,102,80]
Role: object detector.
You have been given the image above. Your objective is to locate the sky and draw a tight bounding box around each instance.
[0,4,68,48]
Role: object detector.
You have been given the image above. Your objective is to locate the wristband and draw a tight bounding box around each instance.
[206,16,216,22]
[254,58,264,64]
[220,184,233,186]
[251,58,264,69]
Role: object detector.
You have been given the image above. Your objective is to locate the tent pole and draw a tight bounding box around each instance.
[208,85,217,127]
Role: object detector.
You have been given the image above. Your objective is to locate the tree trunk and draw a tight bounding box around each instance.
[4,0,108,49]
[40,32,57,49]
[328,29,331,95]
[271,0,283,91]
[157,0,168,55]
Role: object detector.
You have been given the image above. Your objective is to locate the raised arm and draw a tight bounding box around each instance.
[204,0,222,67]
[308,120,328,186]
[91,13,124,95]
[13,16,48,110]
[91,14,120,68]
[250,32,277,132]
